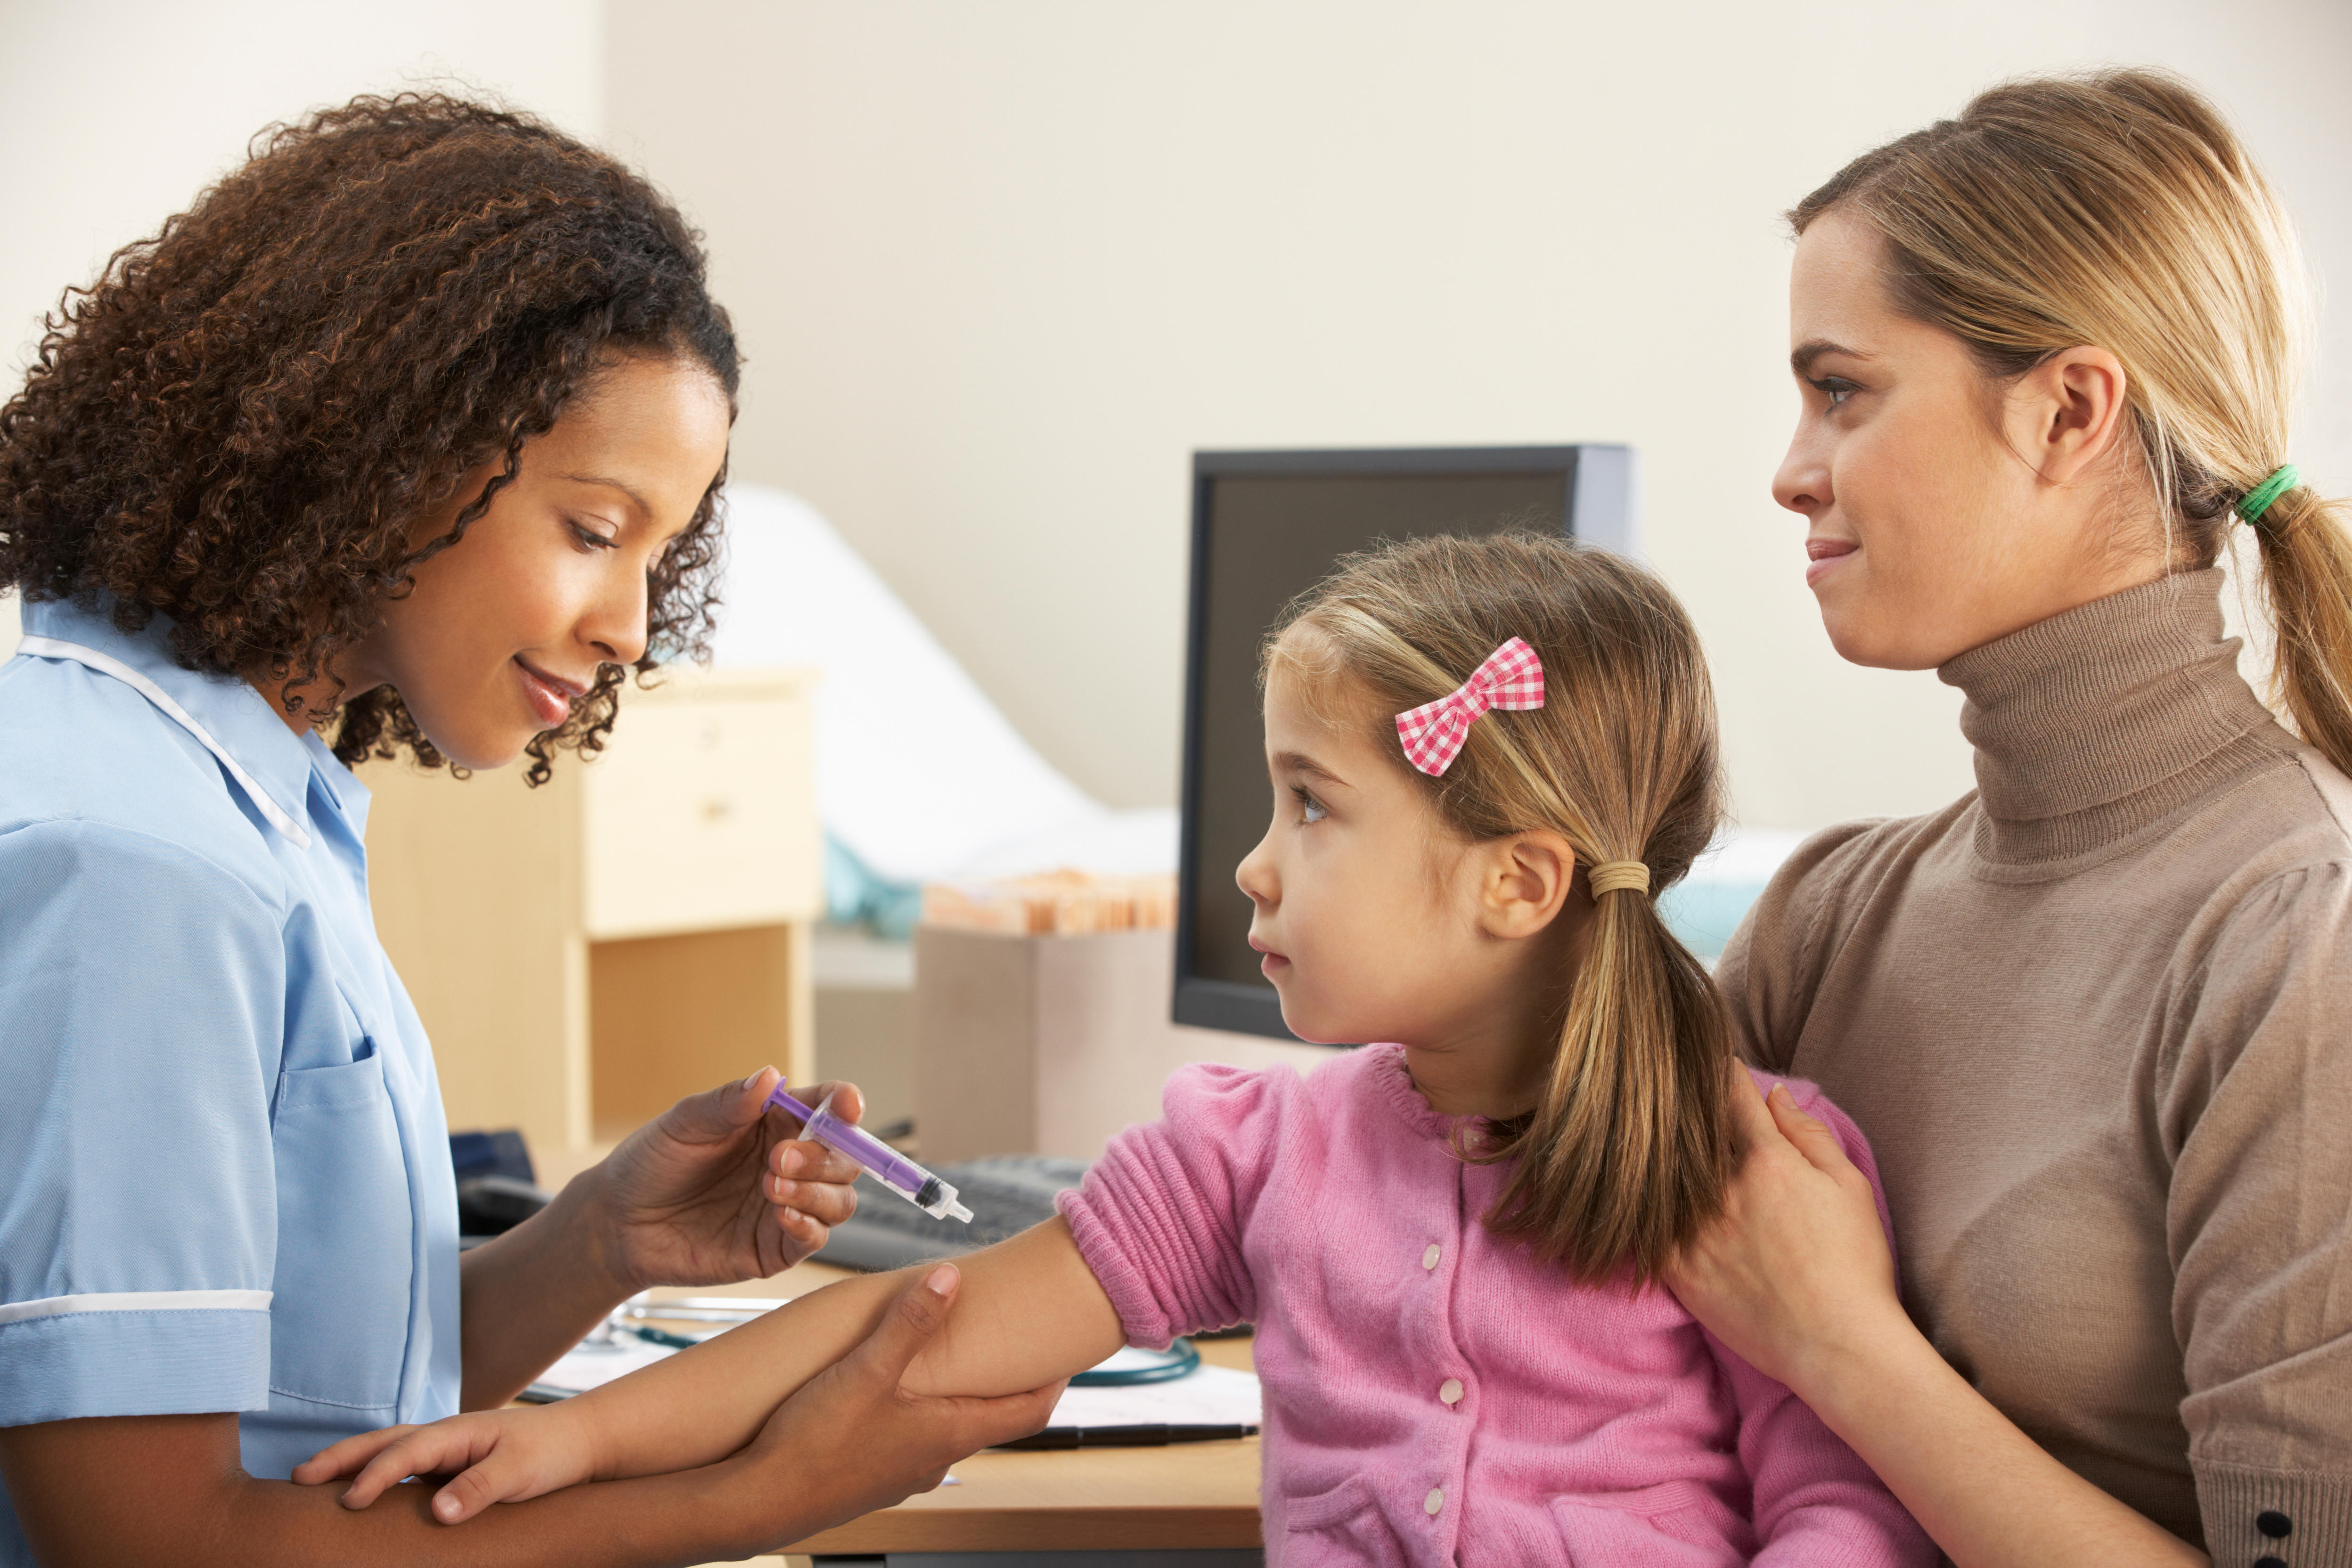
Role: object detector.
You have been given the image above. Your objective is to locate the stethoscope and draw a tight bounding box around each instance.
[1068,1339,1201,1386]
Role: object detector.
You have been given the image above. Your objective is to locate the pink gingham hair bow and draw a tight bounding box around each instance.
[1395,637,1545,776]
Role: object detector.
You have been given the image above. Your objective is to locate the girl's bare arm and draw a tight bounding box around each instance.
[576,1217,1123,1474]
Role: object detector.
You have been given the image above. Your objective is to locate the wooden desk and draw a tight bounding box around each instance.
[645,1265,1264,1559]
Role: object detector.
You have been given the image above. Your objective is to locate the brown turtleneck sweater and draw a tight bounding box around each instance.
[1717,569,2352,1566]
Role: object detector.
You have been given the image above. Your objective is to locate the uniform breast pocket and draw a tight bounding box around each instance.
[269,1050,414,1412]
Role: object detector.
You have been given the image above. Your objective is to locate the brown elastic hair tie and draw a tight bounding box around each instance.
[1588,860,1651,896]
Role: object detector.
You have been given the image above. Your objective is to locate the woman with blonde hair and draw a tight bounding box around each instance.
[1668,69,2352,1568]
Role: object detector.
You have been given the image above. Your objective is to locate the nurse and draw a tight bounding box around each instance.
[0,97,1057,1564]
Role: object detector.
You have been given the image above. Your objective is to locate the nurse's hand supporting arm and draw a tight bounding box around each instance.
[0,1269,1059,1568]
[1663,1078,2207,1568]
[458,1067,866,1409]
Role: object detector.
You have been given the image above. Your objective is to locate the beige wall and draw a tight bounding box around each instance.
[9,3,2347,830]
[0,0,605,376]
[604,0,2352,829]
[0,0,607,665]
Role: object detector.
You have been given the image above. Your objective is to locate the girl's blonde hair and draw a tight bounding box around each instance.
[1270,532,1730,1284]
[1794,68,2352,774]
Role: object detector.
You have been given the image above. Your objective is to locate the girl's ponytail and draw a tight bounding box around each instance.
[1270,533,1732,1286]
[1483,865,1731,1284]
[2252,485,2352,779]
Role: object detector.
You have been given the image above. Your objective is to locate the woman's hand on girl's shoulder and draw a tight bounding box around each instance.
[1661,1075,1910,1398]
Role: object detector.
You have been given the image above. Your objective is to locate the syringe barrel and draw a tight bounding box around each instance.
[766,1086,964,1217]
[805,1101,928,1196]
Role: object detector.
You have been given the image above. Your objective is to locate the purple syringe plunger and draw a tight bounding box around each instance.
[768,1086,974,1223]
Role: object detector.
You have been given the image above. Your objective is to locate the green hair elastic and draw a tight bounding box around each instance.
[2238,464,2301,527]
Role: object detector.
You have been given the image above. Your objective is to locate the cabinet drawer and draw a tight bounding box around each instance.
[581,675,820,940]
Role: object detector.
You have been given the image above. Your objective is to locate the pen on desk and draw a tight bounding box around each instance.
[628,1323,702,1351]
[995,1424,1258,1451]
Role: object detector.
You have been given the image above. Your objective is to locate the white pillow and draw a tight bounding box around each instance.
[706,485,1147,887]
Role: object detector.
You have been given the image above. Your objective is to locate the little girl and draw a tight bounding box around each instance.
[299,534,1931,1564]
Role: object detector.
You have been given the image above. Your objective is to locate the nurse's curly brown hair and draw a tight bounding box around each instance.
[0,92,738,784]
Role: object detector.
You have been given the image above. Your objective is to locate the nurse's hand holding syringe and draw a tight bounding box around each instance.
[571,1068,869,1314]
[764,1086,975,1224]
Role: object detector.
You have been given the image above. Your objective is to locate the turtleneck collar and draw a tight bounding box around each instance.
[1936,569,2289,865]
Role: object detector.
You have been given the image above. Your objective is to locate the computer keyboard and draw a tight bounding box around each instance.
[812,1153,1090,1273]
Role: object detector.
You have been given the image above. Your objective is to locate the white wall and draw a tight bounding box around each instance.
[0,0,607,373]
[0,0,608,662]
[9,3,2347,829]
[604,0,2352,829]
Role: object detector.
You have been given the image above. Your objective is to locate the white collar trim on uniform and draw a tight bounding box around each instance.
[17,635,314,849]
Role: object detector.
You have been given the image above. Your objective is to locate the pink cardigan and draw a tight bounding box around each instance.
[1058,1045,1932,1567]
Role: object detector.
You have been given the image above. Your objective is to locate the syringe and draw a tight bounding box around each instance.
[767,1086,974,1223]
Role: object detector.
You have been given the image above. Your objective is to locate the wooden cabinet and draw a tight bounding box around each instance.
[363,668,820,1159]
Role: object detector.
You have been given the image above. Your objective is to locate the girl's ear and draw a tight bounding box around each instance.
[1473,829,1586,940]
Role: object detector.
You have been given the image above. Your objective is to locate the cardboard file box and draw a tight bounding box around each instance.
[914,926,1328,1165]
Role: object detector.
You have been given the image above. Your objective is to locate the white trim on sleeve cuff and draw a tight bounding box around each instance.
[0,1289,273,1326]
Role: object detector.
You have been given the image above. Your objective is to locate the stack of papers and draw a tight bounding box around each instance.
[529,1332,686,1397]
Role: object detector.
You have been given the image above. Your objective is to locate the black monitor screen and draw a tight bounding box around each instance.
[1174,447,1636,1042]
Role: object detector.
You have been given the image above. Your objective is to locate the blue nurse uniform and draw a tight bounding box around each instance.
[0,598,461,1563]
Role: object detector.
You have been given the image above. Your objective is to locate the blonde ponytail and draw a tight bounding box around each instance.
[1269,534,1731,1284]
[1794,69,2352,775]
[2252,486,2352,776]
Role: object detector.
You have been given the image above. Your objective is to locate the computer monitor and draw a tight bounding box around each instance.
[1173,445,1640,1042]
